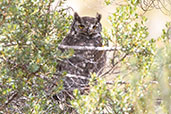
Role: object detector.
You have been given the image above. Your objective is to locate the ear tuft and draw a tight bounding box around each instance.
[74,12,81,22]
[96,13,102,22]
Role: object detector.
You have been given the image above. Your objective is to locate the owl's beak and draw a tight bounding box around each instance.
[88,28,94,35]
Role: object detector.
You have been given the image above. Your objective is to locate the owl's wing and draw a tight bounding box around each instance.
[61,34,76,45]
[56,34,82,75]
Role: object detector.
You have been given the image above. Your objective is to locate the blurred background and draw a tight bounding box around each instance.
[54,0,171,39]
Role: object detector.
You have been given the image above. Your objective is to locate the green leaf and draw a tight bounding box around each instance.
[29,63,40,73]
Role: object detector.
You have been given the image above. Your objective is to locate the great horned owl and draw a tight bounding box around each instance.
[54,12,106,101]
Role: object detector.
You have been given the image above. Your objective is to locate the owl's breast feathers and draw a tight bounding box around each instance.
[58,33,105,75]
[61,33,102,46]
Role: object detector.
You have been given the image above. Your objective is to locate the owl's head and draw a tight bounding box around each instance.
[71,12,102,36]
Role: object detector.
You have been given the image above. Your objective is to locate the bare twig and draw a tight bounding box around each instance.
[65,74,90,80]
[100,53,129,77]
[105,81,127,85]
[35,74,58,86]
[59,6,74,12]
[0,0,12,26]
[0,91,18,110]
[58,44,121,51]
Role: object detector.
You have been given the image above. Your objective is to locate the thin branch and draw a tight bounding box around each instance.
[58,73,128,85]
[0,91,18,110]
[58,44,121,51]
[0,13,7,26]
[35,73,89,87]
[65,74,90,80]
[59,6,74,12]
[113,53,128,67]
[100,53,129,77]
[106,81,127,85]
[35,74,58,86]
[0,0,11,26]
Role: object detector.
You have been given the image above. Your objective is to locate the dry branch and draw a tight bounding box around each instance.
[0,91,18,110]
[100,53,129,77]
[65,74,90,80]
[58,44,121,51]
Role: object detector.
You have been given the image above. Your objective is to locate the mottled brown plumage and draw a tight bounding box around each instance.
[54,12,106,101]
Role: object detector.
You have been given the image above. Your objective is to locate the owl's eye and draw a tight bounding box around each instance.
[78,25,84,29]
[93,25,97,29]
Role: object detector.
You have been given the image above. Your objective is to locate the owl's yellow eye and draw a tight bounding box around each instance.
[78,25,84,29]
[93,25,96,29]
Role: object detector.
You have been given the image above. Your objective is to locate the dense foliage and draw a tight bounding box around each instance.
[0,0,170,114]
[0,0,72,113]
